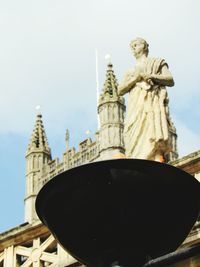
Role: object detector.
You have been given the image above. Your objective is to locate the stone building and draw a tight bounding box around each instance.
[0,63,199,266]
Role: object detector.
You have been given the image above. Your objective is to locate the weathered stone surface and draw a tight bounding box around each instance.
[118,38,177,161]
[172,150,200,176]
[98,62,126,159]
[0,221,76,266]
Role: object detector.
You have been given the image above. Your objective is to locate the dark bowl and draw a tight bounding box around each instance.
[36,159,200,267]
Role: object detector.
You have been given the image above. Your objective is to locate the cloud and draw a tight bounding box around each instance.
[0,0,199,146]
[0,0,200,232]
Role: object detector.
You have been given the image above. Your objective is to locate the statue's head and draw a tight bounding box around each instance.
[130,38,149,58]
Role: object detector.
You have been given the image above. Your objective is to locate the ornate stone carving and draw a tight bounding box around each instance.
[98,62,125,159]
[118,38,176,161]
[0,224,76,267]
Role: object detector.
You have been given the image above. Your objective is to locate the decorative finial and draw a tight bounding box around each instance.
[105,54,112,64]
[65,129,69,141]
[85,130,91,136]
[65,129,70,151]
[35,105,41,114]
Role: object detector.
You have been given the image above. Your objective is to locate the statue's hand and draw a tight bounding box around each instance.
[141,73,154,85]
[140,73,151,80]
[118,71,142,96]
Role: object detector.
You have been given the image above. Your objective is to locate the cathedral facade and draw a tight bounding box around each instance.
[0,63,199,266]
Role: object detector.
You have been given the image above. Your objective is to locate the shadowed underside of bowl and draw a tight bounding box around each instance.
[36,159,200,267]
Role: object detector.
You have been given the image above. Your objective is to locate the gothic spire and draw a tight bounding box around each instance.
[25,110,51,223]
[102,62,119,97]
[27,112,51,155]
[97,60,126,159]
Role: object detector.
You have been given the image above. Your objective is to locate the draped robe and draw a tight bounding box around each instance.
[124,58,172,159]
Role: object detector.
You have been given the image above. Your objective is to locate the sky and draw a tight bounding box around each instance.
[0,0,200,233]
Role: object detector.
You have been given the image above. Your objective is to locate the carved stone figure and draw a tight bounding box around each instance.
[118,38,174,161]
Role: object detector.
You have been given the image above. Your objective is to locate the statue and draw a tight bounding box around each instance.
[118,38,175,161]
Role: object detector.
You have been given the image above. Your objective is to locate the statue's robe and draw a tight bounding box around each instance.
[124,58,172,160]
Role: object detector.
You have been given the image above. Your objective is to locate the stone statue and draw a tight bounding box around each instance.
[118,38,174,161]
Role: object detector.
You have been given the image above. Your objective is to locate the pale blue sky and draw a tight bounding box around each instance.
[0,0,200,232]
